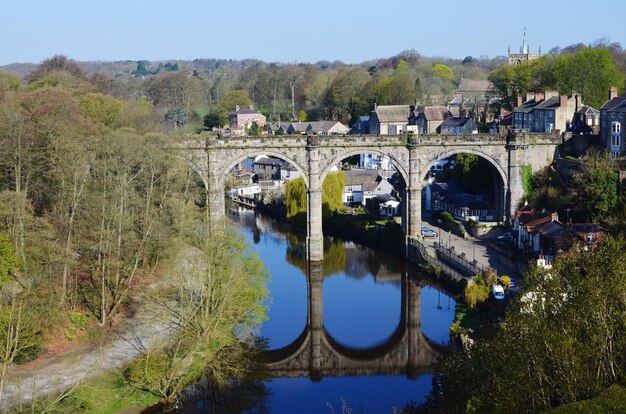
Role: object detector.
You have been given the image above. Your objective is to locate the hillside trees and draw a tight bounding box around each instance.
[490,47,625,109]
[421,236,626,413]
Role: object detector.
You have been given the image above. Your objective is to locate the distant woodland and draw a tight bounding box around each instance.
[2,40,625,132]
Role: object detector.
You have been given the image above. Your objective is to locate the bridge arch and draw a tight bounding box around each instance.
[319,147,409,186]
[219,150,309,188]
[419,147,507,186]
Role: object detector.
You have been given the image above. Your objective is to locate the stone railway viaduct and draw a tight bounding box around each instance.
[185,131,560,261]
[262,262,445,380]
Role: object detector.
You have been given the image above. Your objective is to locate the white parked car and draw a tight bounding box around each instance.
[492,284,505,300]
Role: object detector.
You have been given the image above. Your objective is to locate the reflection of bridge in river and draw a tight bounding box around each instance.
[264,260,446,381]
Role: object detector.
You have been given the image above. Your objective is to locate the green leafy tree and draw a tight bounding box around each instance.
[79,92,128,128]
[432,63,453,81]
[218,90,251,123]
[248,121,260,136]
[203,111,221,129]
[550,47,625,108]
[571,151,618,223]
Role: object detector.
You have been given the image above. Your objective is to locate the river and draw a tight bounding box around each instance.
[176,206,456,413]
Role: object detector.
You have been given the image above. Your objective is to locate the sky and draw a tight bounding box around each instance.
[1,0,625,65]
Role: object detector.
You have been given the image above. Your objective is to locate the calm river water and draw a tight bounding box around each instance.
[172,206,456,413]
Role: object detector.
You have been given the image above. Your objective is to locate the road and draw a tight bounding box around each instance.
[421,219,520,278]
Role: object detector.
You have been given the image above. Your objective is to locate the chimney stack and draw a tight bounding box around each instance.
[559,95,568,107]
[609,86,618,101]
[534,92,544,102]
[517,95,523,107]
[235,105,240,112]
[526,92,535,102]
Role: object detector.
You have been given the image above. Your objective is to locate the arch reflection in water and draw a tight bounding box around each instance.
[264,260,447,381]
[228,206,456,411]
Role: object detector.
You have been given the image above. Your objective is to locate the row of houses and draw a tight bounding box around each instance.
[512,204,604,256]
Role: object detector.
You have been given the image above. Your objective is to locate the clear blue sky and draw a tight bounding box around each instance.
[1,0,625,65]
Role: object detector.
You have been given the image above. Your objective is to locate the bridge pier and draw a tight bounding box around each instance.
[506,131,531,222]
[206,137,225,224]
[407,279,422,379]
[407,136,422,241]
[307,136,324,261]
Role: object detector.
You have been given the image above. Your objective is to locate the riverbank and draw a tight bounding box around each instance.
[257,201,404,256]
[0,245,192,412]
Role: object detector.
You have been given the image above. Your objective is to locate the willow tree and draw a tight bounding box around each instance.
[322,171,345,217]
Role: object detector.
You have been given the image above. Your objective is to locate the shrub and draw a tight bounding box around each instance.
[464,282,489,309]
[499,275,511,290]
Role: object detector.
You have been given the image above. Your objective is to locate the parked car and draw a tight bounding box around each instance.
[492,284,505,300]
[421,226,438,238]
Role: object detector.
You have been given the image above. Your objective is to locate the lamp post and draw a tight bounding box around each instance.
[437,219,442,245]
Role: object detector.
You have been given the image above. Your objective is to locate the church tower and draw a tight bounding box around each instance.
[508,29,540,65]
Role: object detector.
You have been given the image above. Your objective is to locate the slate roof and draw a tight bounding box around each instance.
[421,106,451,121]
[537,220,566,238]
[344,169,380,189]
[230,108,262,116]
[254,156,284,166]
[456,78,502,95]
[307,121,349,134]
[601,94,626,112]
[287,122,309,133]
[576,106,599,116]
[514,99,540,114]
[373,105,411,123]
[534,96,562,110]
[441,117,472,127]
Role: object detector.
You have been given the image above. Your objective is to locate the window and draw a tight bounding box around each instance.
[611,151,619,160]
[611,122,621,133]
[611,135,621,147]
